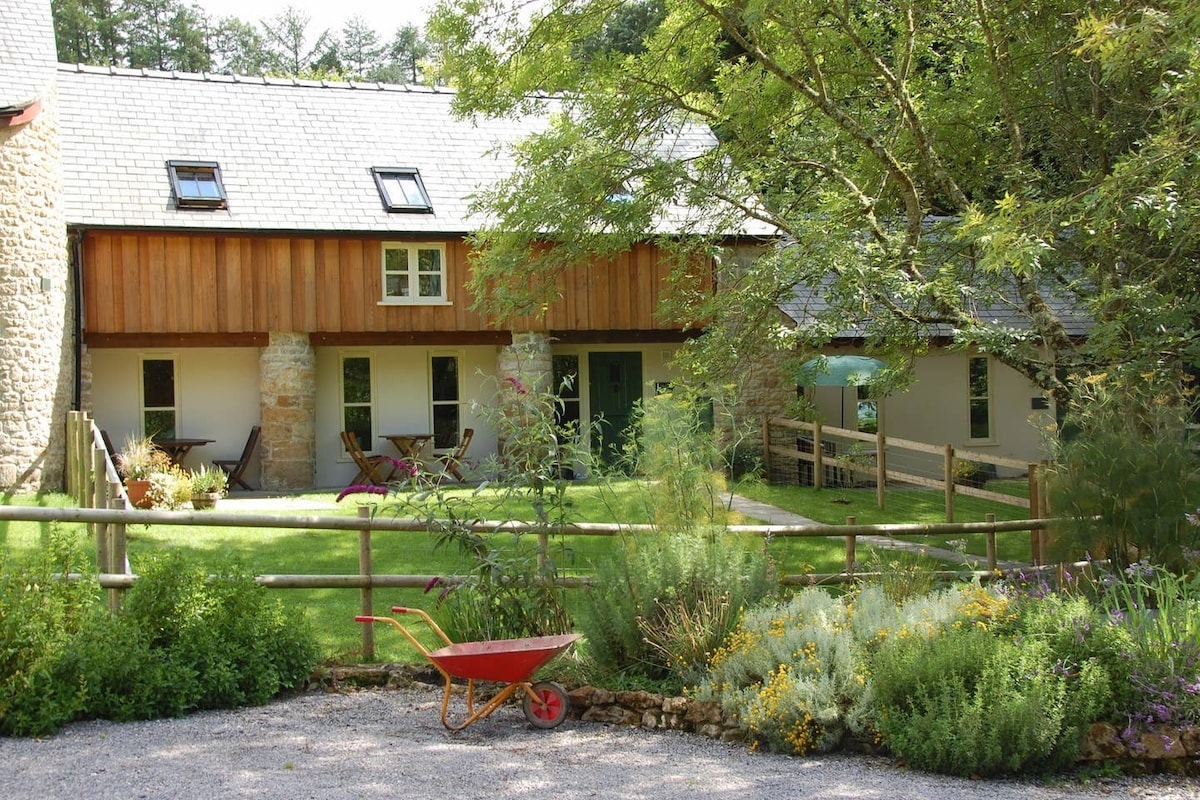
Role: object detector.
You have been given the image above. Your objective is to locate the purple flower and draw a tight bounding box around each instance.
[503,376,527,395]
[424,576,443,594]
[336,484,389,502]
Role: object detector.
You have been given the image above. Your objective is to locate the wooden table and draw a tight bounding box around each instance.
[154,437,215,465]
[381,434,434,464]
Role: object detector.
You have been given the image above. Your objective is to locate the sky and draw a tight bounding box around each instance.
[191,0,435,37]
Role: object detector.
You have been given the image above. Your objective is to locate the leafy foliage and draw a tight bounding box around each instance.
[429,0,1200,411]
[1043,370,1199,570]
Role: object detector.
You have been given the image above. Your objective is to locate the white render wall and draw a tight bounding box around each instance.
[88,347,263,481]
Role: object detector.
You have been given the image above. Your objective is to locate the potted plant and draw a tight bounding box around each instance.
[116,435,171,509]
[189,464,228,510]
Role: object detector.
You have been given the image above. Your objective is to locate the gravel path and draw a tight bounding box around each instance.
[2,685,1197,800]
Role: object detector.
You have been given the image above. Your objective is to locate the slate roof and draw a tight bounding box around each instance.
[55,65,727,236]
[780,273,1093,339]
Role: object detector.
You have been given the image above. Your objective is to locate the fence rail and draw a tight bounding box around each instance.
[51,412,1056,658]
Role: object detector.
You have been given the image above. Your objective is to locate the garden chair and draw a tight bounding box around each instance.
[341,431,398,486]
[213,425,261,491]
[436,428,474,482]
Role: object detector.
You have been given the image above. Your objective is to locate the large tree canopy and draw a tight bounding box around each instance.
[428,0,1200,405]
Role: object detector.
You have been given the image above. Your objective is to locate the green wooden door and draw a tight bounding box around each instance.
[588,352,642,466]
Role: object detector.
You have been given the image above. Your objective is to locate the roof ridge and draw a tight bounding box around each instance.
[55,62,450,94]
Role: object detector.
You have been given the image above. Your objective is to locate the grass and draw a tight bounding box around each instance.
[733,479,1036,564]
[2,477,1038,659]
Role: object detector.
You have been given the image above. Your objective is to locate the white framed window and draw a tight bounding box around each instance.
[968,356,992,441]
[429,352,461,450]
[140,354,179,437]
[381,243,447,304]
[341,353,376,456]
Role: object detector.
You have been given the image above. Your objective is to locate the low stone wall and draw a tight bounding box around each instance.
[325,665,1199,774]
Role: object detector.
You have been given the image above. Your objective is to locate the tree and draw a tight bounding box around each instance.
[52,0,125,65]
[339,15,384,79]
[426,0,1200,408]
[121,0,211,71]
[372,24,431,84]
[202,15,269,75]
[259,5,332,75]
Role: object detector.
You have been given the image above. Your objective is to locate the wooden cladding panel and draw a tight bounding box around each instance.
[80,232,702,336]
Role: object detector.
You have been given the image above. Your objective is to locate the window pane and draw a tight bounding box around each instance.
[418,273,441,297]
[144,409,175,439]
[344,406,372,449]
[417,249,441,272]
[384,247,407,270]
[399,176,425,205]
[431,356,458,402]
[142,359,174,408]
[343,357,371,404]
[386,274,408,297]
[969,399,990,439]
[432,404,459,449]
[553,355,579,399]
[969,358,988,397]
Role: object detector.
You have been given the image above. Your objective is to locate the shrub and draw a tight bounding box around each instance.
[1043,370,1198,570]
[870,593,1114,776]
[577,529,775,687]
[0,531,95,736]
[116,554,319,710]
[1,545,320,736]
[696,584,1000,754]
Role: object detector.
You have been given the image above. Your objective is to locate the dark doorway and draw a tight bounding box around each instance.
[588,352,643,466]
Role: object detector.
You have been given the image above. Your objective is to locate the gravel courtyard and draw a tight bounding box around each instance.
[2,685,1197,800]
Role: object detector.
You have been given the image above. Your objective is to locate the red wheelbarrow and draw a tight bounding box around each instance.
[356,606,581,732]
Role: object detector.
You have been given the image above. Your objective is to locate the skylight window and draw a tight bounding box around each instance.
[167,160,227,209]
[372,167,433,213]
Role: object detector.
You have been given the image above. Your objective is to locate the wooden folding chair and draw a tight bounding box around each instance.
[341,431,398,486]
[436,428,474,482]
[213,425,261,491]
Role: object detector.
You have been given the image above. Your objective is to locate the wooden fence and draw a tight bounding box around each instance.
[763,416,1047,520]
[52,411,1055,658]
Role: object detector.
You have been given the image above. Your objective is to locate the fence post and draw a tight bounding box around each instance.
[107,494,127,613]
[985,512,997,572]
[762,417,772,484]
[845,515,856,575]
[358,505,375,660]
[813,421,824,490]
[537,531,550,575]
[944,445,955,523]
[875,430,886,510]
[1028,463,1043,565]
[92,448,109,565]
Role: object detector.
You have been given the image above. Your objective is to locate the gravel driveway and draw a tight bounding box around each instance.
[2,685,1197,800]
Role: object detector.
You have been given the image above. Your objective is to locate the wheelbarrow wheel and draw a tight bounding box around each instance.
[523,681,569,729]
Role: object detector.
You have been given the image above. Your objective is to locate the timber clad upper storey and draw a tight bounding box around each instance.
[80,233,687,344]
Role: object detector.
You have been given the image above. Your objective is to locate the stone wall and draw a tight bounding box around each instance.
[0,87,73,492]
[259,332,316,490]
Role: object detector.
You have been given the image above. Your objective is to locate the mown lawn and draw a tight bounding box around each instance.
[2,478,1037,659]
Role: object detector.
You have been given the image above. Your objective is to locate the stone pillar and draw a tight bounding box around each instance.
[259,332,316,490]
[724,353,798,485]
[495,332,554,476]
[0,0,72,493]
[497,332,553,394]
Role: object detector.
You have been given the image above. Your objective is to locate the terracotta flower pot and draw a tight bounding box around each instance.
[125,479,153,509]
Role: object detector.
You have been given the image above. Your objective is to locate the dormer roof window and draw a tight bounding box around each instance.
[372,167,433,213]
[167,160,227,209]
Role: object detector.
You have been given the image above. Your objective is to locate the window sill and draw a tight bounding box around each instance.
[378,299,453,307]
